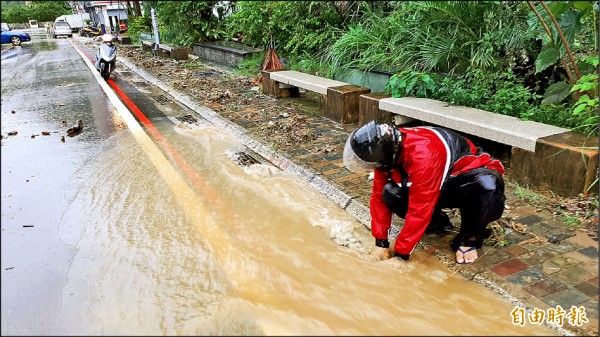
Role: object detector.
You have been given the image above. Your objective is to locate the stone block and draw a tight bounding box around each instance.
[119,36,131,45]
[509,131,599,197]
[324,85,370,124]
[170,47,189,60]
[359,92,393,126]
[261,70,299,98]
[141,40,154,52]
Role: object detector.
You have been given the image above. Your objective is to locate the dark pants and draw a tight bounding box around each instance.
[382,168,505,251]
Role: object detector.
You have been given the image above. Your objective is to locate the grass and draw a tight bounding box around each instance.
[510,183,548,205]
[562,213,584,229]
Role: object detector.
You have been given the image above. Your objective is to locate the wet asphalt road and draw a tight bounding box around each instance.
[0,34,125,334]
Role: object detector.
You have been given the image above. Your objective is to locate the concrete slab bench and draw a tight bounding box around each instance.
[358,93,598,197]
[379,97,568,152]
[262,70,370,124]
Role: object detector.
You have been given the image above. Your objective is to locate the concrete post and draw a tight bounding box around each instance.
[151,8,160,57]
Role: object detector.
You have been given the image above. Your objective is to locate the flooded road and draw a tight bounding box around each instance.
[2,36,559,335]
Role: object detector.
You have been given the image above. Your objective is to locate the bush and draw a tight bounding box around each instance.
[434,67,538,119]
[384,66,597,135]
[125,15,152,44]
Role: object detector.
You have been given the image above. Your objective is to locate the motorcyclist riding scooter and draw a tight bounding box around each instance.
[94,33,117,81]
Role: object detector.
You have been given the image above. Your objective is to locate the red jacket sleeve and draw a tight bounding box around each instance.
[370,169,393,240]
[393,135,449,255]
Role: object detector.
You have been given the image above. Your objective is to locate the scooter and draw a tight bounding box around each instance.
[94,34,117,81]
[79,24,101,38]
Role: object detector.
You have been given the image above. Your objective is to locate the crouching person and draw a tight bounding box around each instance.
[343,121,506,264]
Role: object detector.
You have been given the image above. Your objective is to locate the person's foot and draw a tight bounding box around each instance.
[456,246,478,264]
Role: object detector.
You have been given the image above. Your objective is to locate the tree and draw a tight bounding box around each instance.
[526,1,598,104]
[1,1,70,23]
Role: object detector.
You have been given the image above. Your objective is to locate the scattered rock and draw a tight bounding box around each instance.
[67,120,83,137]
[11,110,15,114]
[41,131,51,136]
[60,135,65,143]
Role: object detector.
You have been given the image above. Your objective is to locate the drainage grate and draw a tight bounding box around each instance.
[175,114,199,124]
[231,151,261,167]
[133,81,150,87]
[152,94,172,104]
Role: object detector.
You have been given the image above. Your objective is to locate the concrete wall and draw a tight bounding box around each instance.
[334,68,393,93]
[193,41,261,68]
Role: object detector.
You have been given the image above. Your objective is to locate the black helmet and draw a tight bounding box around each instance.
[343,121,401,174]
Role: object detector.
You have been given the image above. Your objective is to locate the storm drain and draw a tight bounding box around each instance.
[152,94,172,104]
[230,151,261,167]
[175,114,199,124]
[133,81,150,87]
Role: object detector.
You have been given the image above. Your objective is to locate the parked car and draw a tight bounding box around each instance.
[1,25,31,46]
[52,21,72,38]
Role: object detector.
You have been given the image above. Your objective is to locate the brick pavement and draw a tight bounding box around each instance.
[117,50,598,336]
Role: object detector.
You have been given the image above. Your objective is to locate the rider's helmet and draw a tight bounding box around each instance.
[343,120,402,174]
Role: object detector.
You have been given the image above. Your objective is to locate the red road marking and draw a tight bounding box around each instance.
[73,39,243,226]
[108,79,239,223]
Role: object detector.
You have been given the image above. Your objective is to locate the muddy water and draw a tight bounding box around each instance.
[50,121,556,336]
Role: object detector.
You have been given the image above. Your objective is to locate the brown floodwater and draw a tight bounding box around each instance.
[48,119,557,336]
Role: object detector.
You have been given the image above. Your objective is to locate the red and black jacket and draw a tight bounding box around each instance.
[370,127,505,256]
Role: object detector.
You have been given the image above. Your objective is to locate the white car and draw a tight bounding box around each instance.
[52,21,72,38]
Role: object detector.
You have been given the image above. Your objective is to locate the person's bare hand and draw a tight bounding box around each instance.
[370,246,392,261]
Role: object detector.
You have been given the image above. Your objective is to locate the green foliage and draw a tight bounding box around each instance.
[383,66,597,134]
[430,67,538,119]
[527,1,597,107]
[535,46,560,74]
[569,55,599,135]
[225,1,353,58]
[1,1,70,23]
[125,15,152,44]
[562,213,583,228]
[290,55,336,79]
[542,81,573,104]
[323,1,534,75]
[384,70,440,98]
[234,51,266,77]
[152,1,230,46]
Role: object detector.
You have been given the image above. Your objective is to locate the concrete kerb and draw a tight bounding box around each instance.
[308,175,353,208]
[345,200,371,228]
[117,57,579,336]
